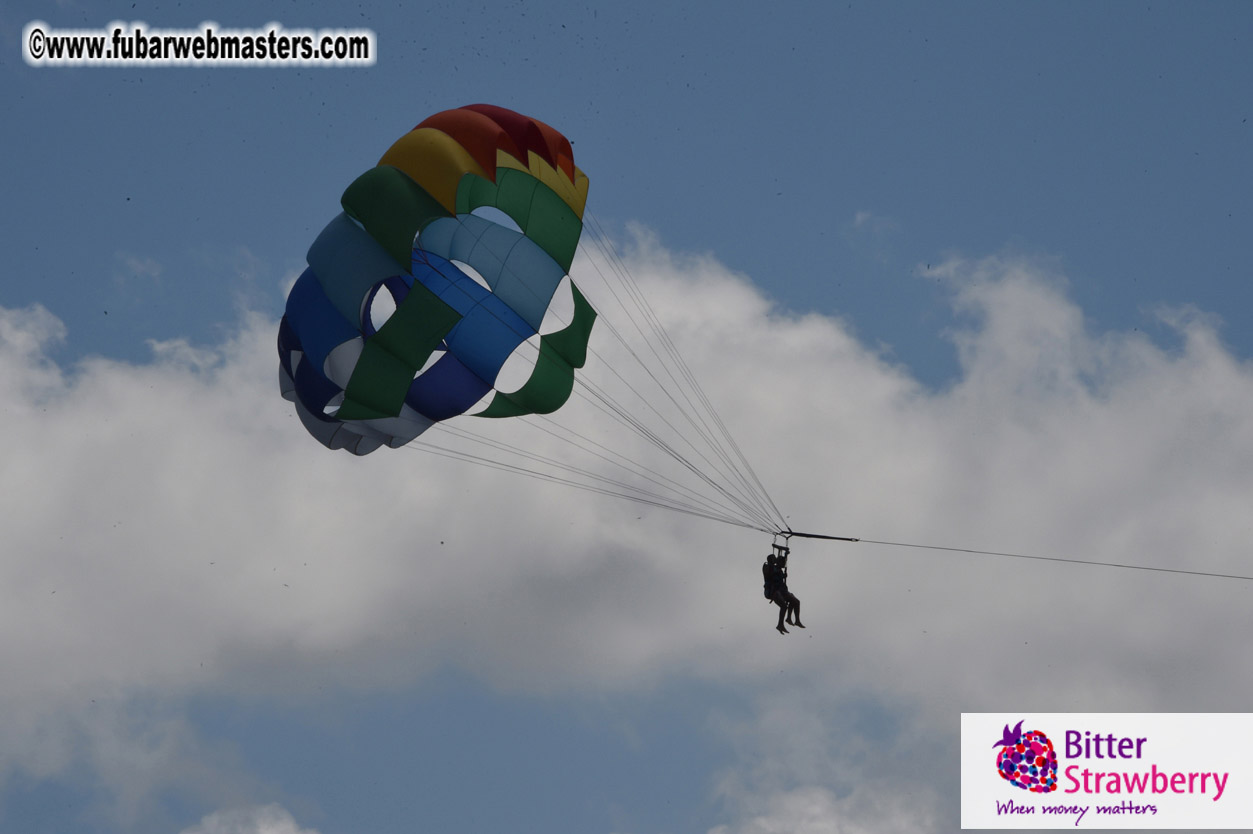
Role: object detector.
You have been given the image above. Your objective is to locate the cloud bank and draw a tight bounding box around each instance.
[180,804,321,834]
[2,237,1251,832]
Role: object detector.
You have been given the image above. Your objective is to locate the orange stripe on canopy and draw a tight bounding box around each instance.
[415,108,523,181]
[461,104,577,182]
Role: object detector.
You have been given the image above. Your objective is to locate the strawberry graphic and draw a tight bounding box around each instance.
[993,720,1058,793]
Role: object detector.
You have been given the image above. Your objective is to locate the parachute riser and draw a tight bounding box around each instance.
[783,529,860,543]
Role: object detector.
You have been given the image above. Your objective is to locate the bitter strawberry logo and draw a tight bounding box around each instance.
[993,720,1058,793]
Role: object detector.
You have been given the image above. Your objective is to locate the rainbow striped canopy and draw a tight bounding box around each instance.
[278,105,596,455]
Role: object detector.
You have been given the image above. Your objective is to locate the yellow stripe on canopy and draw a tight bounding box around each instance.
[379,128,489,214]
[496,149,589,218]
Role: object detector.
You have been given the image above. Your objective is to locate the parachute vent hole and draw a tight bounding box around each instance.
[466,388,497,414]
[470,205,523,234]
[322,392,344,417]
[494,335,543,393]
[368,287,398,332]
[415,348,446,379]
[451,260,492,292]
[324,338,364,390]
[539,276,576,335]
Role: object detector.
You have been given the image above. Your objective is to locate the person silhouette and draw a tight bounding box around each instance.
[763,545,803,633]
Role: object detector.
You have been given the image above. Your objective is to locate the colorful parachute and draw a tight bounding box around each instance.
[278,104,596,454]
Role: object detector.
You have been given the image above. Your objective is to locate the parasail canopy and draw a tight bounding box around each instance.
[278,104,788,536]
[279,104,596,455]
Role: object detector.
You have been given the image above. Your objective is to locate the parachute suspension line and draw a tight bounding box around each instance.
[571,329,778,530]
[469,333,778,527]
[583,217,781,525]
[584,212,786,530]
[519,399,778,530]
[784,531,1253,582]
[572,266,769,522]
[507,411,770,528]
[408,440,753,527]
[401,437,771,532]
[427,434,752,529]
[410,389,774,529]
[562,334,782,532]
[578,212,787,532]
[569,377,781,532]
[579,218,778,526]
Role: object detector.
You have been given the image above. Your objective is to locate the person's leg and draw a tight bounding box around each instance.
[775,599,789,634]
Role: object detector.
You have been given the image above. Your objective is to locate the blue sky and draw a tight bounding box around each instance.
[3,2,1253,833]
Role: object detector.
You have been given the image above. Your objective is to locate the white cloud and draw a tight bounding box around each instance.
[2,239,1252,832]
[708,786,930,834]
[851,210,898,235]
[846,210,900,261]
[706,689,945,834]
[180,804,319,834]
[117,252,163,283]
